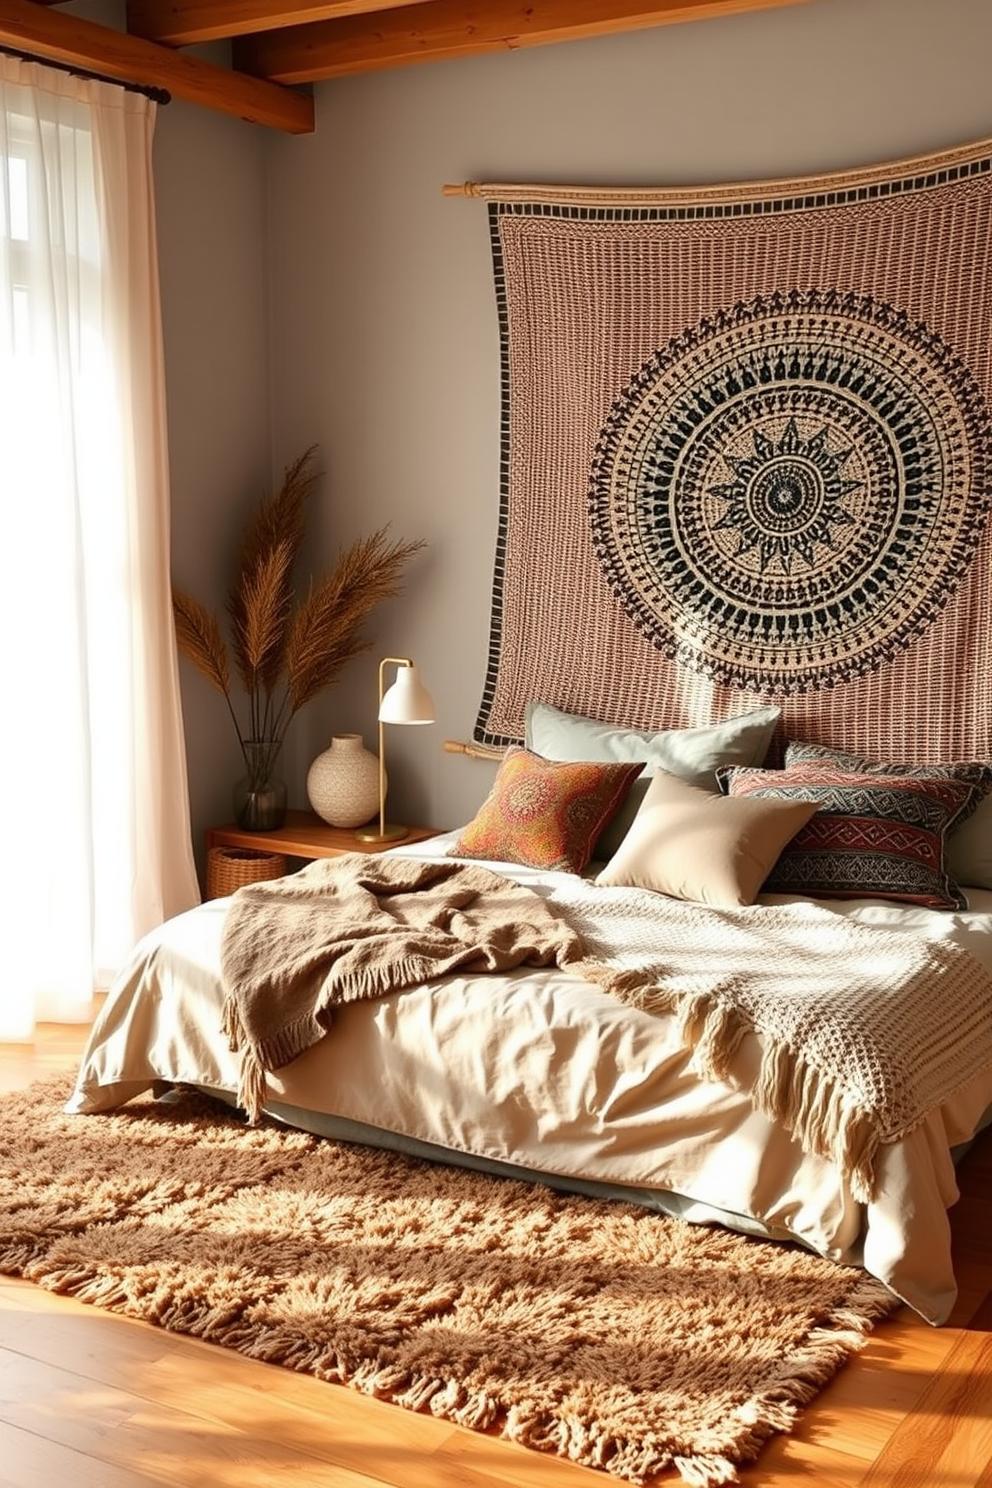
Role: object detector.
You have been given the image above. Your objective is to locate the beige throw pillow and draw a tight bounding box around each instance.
[596,770,818,907]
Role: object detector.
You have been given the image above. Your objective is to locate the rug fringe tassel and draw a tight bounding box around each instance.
[5,1260,896,1488]
[671,1453,743,1487]
[502,1404,747,1486]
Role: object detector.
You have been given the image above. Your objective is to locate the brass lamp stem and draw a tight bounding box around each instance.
[356,656,412,845]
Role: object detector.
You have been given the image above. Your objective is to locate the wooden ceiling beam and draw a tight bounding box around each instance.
[233,0,812,82]
[0,0,314,132]
[125,0,434,46]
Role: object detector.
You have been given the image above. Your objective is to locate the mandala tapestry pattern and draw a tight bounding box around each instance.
[589,288,992,694]
[466,141,992,760]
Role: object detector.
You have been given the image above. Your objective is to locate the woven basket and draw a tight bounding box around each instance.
[206,846,289,900]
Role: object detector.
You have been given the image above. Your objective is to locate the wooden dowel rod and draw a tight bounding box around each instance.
[443,738,504,760]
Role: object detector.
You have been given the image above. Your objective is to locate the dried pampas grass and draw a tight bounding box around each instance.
[172,446,424,784]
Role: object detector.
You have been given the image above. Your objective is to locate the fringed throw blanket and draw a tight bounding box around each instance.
[220,853,585,1120]
[547,878,992,1203]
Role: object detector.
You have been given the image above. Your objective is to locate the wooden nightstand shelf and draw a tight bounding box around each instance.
[204,811,440,898]
[207,809,439,862]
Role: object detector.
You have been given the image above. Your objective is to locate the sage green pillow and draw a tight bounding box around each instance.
[524,701,781,859]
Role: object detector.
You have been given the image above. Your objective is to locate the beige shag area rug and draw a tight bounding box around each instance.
[0,1076,900,1486]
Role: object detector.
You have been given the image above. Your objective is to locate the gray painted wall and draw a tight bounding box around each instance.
[155,99,272,873]
[159,0,992,863]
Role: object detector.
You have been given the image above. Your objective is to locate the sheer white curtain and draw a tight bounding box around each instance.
[0,56,200,1040]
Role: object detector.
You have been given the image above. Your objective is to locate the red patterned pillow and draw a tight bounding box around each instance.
[718,763,981,909]
[452,747,644,874]
[782,739,992,890]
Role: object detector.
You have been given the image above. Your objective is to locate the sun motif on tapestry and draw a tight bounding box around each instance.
[589,289,991,696]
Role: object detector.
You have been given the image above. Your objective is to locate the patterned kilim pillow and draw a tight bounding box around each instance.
[717,763,982,909]
[782,741,992,891]
[452,747,644,874]
[784,739,992,798]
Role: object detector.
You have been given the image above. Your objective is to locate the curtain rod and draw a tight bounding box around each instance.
[0,44,170,106]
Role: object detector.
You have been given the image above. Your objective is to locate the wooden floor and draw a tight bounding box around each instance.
[1,1021,991,1488]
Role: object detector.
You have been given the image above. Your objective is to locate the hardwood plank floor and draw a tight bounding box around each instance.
[1,1022,990,1488]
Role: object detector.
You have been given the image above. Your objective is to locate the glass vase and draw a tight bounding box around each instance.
[233,740,288,832]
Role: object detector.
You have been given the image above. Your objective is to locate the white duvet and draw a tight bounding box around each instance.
[68,831,992,1325]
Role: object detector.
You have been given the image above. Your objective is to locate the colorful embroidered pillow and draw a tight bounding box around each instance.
[783,740,992,890]
[595,770,818,907]
[718,763,982,909]
[451,747,645,874]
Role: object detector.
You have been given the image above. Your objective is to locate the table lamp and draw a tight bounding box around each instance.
[355,656,435,843]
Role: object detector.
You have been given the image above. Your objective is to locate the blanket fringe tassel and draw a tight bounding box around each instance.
[578,964,882,1204]
[678,992,880,1203]
[221,998,268,1124]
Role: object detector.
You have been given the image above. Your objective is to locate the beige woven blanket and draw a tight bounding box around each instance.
[551,879,992,1202]
[220,853,585,1121]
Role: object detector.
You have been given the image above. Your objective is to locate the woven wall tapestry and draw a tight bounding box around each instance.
[464,136,992,762]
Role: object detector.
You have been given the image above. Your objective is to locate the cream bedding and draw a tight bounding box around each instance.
[67,831,992,1326]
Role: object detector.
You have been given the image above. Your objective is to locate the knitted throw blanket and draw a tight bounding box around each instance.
[220,854,585,1121]
[550,879,992,1203]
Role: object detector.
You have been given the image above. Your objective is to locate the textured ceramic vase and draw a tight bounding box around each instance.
[306,733,381,828]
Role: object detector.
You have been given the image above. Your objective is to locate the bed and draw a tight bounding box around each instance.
[67,703,992,1327]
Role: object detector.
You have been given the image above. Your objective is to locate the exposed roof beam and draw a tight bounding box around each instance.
[125,0,434,45]
[233,0,812,81]
[0,0,314,132]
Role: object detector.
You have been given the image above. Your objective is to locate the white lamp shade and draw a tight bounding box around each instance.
[379,663,436,724]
